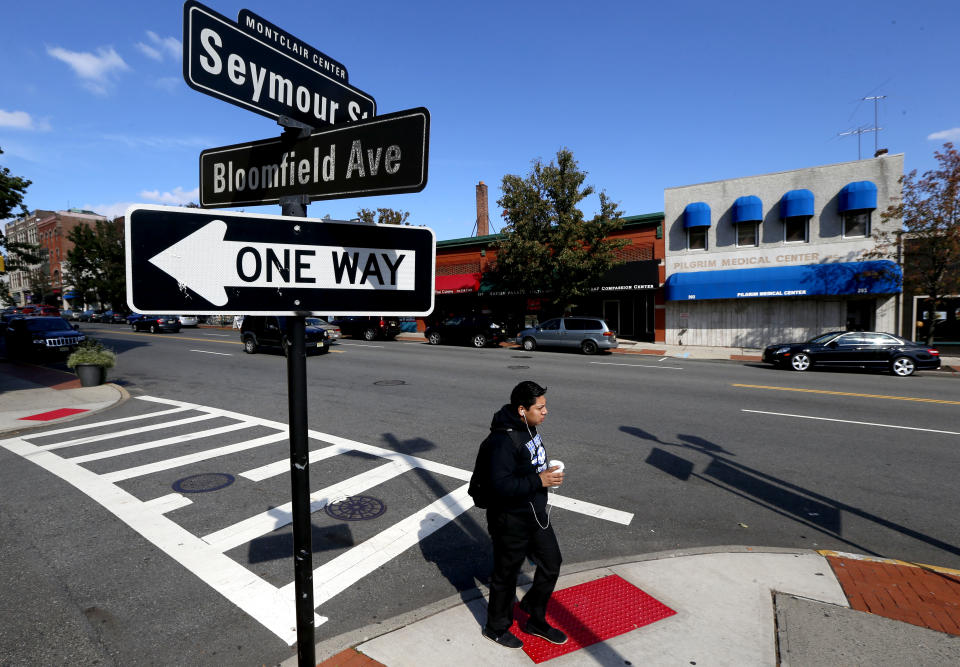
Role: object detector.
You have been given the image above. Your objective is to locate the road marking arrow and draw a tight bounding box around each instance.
[148,220,416,306]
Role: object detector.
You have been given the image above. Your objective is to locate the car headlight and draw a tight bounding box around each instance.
[775,346,790,355]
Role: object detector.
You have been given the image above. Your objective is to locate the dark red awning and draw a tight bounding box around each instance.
[435,273,481,294]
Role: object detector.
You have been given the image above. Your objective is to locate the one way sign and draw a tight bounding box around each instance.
[125,205,435,316]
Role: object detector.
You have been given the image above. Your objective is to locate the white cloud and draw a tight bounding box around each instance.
[139,186,200,205]
[47,45,130,95]
[154,77,181,94]
[83,201,137,220]
[0,109,51,131]
[135,31,180,62]
[928,127,960,142]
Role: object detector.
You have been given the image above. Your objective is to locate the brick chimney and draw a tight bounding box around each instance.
[476,181,489,237]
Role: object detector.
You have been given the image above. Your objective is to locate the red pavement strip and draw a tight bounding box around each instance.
[824,553,960,636]
[512,574,676,663]
[18,407,89,421]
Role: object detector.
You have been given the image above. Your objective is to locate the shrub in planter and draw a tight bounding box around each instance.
[67,339,116,386]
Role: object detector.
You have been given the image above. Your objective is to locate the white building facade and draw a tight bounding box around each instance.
[664,154,903,348]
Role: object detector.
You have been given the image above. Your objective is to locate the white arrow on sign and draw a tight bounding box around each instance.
[148,220,416,306]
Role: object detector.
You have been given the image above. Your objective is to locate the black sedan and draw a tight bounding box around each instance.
[132,315,181,333]
[425,315,507,348]
[4,316,85,359]
[762,331,941,377]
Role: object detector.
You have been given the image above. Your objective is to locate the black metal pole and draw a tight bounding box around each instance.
[280,164,314,665]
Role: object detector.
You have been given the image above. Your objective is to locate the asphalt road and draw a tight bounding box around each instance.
[2,322,959,665]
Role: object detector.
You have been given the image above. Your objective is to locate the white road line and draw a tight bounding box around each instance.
[0,437,321,644]
[742,409,960,436]
[338,342,384,348]
[280,484,473,608]
[68,421,254,464]
[203,460,414,553]
[202,333,231,337]
[241,442,354,481]
[36,414,220,451]
[189,349,232,356]
[547,494,634,525]
[103,432,288,483]
[590,361,684,370]
[143,493,193,514]
[21,407,190,439]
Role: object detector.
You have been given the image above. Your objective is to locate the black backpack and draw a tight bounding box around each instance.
[467,437,491,509]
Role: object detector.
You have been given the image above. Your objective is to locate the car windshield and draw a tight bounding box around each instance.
[26,319,72,332]
[807,332,842,344]
[305,318,327,326]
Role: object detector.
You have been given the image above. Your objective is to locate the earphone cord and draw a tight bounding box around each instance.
[524,418,552,530]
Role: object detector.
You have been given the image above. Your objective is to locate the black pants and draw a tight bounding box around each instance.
[485,507,562,634]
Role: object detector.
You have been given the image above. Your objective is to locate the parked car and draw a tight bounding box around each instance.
[332,316,401,341]
[425,315,507,348]
[515,316,618,355]
[762,331,941,377]
[305,317,340,340]
[132,315,182,333]
[59,309,75,321]
[126,312,144,325]
[98,310,128,324]
[178,315,199,327]
[4,316,85,359]
[77,309,101,322]
[240,316,330,355]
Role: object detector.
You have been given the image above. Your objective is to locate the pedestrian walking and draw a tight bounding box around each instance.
[473,380,567,649]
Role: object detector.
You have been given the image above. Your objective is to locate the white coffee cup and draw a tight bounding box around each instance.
[548,460,564,488]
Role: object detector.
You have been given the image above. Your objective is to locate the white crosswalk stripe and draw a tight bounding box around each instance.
[0,395,634,646]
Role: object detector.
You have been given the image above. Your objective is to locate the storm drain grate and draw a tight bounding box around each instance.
[373,380,407,386]
[173,473,235,493]
[508,365,531,370]
[324,495,386,521]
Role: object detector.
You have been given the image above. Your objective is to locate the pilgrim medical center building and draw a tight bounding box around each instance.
[663,153,904,347]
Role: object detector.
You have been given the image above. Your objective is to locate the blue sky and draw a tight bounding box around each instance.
[3,0,959,241]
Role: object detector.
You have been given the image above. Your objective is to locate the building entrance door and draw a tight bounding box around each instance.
[603,300,621,336]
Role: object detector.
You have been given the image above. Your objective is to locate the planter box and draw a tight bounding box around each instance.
[75,364,106,387]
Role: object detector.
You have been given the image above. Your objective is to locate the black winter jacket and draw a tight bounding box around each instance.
[478,404,549,515]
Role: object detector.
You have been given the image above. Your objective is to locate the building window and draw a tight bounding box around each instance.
[843,211,870,238]
[687,227,707,251]
[736,222,758,247]
[784,216,808,243]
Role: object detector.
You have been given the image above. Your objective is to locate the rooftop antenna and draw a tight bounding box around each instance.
[863,95,886,154]
[838,126,878,160]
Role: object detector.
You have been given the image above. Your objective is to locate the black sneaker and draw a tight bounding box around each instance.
[524,621,568,645]
[482,627,523,649]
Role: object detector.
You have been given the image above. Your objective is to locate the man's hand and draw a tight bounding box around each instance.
[539,465,564,488]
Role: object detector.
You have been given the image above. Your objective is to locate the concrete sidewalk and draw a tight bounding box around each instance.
[302,547,960,667]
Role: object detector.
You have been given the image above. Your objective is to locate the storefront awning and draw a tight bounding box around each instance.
[665,260,901,301]
[780,189,815,218]
[839,181,878,212]
[592,260,660,292]
[733,196,762,223]
[435,272,481,294]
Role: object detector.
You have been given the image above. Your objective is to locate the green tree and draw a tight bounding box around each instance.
[871,142,960,344]
[355,207,410,225]
[0,146,42,271]
[492,148,626,311]
[64,218,126,309]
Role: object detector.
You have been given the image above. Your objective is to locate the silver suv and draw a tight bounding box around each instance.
[515,317,618,355]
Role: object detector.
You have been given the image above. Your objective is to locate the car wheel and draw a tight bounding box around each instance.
[362,327,377,341]
[150,324,158,334]
[891,356,916,377]
[472,333,487,348]
[428,331,441,345]
[522,337,537,351]
[790,353,811,371]
[243,336,257,354]
[130,323,136,330]
[580,339,599,355]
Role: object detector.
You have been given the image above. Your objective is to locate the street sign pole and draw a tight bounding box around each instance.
[280,121,315,667]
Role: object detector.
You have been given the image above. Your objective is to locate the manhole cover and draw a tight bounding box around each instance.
[511,355,532,358]
[508,365,530,369]
[172,472,235,493]
[374,380,407,386]
[324,495,386,521]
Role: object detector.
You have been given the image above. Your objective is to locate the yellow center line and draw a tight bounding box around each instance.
[732,384,960,405]
[105,330,242,345]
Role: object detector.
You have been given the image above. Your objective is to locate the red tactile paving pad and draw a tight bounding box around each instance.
[511,574,676,663]
[18,407,88,421]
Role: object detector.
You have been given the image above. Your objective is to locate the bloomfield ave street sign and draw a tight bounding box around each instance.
[199,107,429,208]
[183,0,375,128]
[125,205,435,316]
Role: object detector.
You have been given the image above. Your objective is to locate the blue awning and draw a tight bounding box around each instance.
[780,189,814,218]
[839,181,877,212]
[684,202,711,228]
[665,260,901,301]
[733,196,762,223]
